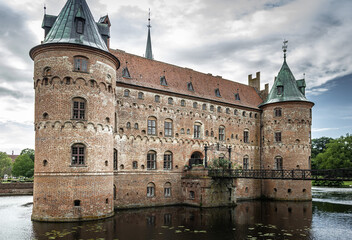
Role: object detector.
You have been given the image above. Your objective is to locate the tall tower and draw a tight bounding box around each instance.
[260,41,314,200]
[145,9,153,60]
[30,0,120,221]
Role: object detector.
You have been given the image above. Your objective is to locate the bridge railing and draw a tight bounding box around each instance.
[208,169,352,181]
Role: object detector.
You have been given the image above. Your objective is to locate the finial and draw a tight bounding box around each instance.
[303,73,306,80]
[147,8,151,29]
[44,4,47,15]
[282,40,288,60]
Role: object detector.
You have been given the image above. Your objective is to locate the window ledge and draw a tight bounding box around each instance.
[73,70,89,74]
[70,165,87,168]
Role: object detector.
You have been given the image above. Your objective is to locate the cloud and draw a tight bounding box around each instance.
[312,127,339,132]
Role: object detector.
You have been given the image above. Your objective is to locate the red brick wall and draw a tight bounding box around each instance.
[0,183,33,196]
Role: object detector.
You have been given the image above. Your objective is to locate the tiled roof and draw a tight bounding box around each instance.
[43,0,108,51]
[111,49,264,109]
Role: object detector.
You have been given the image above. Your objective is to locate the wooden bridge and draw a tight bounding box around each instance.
[208,169,352,181]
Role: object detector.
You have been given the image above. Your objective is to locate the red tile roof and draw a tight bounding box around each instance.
[110,49,264,110]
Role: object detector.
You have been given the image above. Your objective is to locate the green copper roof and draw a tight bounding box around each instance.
[261,59,310,106]
[43,0,108,51]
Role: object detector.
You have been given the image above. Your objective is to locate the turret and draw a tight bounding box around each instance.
[260,41,314,200]
[30,0,120,222]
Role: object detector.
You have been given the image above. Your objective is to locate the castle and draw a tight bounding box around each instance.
[30,0,314,222]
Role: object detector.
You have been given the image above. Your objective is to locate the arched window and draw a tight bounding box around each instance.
[155,95,160,103]
[226,108,230,114]
[138,92,144,99]
[187,129,190,135]
[164,119,173,137]
[219,126,225,141]
[72,98,86,120]
[234,109,238,115]
[194,122,202,139]
[242,111,246,117]
[133,161,138,169]
[243,129,249,143]
[134,123,139,130]
[163,151,172,170]
[243,156,249,170]
[74,56,88,72]
[123,89,130,97]
[168,97,173,105]
[202,104,207,110]
[147,151,157,170]
[126,122,131,129]
[189,191,195,199]
[211,130,214,137]
[275,156,283,170]
[113,149,118,170]
[217,106,221,113]
[274,108,282,117]
[205,130,209,136]
[181,100,186,106]
[210,105,214,111]
[181,128,185,134]
[43,67,51,77]
[193,102,198,109]
[71,144,85,166]
[164,182,171,197]
[147,117,157,135]
[147,182,155,197]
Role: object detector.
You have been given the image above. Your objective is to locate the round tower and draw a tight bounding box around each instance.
[260,42,314,200]
[30,0,120,221]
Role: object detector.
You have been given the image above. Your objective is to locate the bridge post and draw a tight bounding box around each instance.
[228,146,232,169]
[204,145,208,168]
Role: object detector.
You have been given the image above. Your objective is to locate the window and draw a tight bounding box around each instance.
[164,182,171,197]
[275,132,282,142]
[147,117,157,135]
[138,92,144,99]
[205,130,209,136]
[147,151,156,170]
[217,107,221,113]
[219,126,225,141]
[277,86,283,95]
[168,98,173,105]
[181,128,185,134]
[189,191,195,199]
[181,100,186,106]
[134,123,139,129]
[133,161,138,169]
[164,120,173,137]
[219,154,225,160]
[193,102,198,109]
[242,111,246,117]
[122,67,131,78]
[275,156,283,170]
[74,200,81,207]
[163,151,172,170]
[147,182,155,197]
[187,129,190,135]
[74,57,88,72]
[274,108,282,117]
[76,19,84,34]
[72,98,86,120]
[226,108,230,114]
[215,88,221,97]
[234,109,238,115]
[243,156,249,170]
[155,95,160,103]
[211,130,214,137]
[113,185,116,200]
[194,123,201,139]
[72,144,85,165]
[187,82,194,91]
[243,130,249,143]
[43,67,51,76]
[123,89,130,97]
[210,105,214,111]
[235,93,240,100]
[202,104,207,110]
[113,149,117,170]
[160,76,168,86]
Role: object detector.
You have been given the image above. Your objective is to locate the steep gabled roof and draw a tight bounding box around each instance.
[43,0,108,51]
[261,59,310,106]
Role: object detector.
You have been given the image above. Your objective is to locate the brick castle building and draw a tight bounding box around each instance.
[30,0,314,221]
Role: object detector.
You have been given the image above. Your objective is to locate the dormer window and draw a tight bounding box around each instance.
[187,82,194,91]
[76,19,84,34]
[215,88,221,97]
[277,86,283,95]
[235,93,240,100]
[122,67,131,78]
[160,76,168,86]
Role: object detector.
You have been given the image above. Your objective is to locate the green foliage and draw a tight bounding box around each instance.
[313,134,352,170]
[20,148,35,161]
[312,180,343,187]
[209,158,241,170]
[12,154,34,178]
[0,152,13,177]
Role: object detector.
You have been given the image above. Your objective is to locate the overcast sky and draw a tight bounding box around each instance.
[0,0,351,154]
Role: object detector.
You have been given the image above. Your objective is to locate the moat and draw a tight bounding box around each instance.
[0,187,351,240]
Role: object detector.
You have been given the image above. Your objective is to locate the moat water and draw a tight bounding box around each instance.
[1,187,352,240]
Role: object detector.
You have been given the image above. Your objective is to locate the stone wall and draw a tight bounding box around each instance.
[0,183,33,196]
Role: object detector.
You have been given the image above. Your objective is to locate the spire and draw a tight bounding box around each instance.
[145,9,153,60]
[43,0,108,51]
[260,41,311,106]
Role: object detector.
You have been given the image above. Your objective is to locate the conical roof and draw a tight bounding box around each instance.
[43,0,108,51]
[261,59,310,106]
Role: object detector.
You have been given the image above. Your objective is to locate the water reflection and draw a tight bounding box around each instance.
[32,201,313,240]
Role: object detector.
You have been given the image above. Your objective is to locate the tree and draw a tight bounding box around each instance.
[0,152,12,177]
[20,148,35,161]
[311,137,333,159]
[12,154,34,178]
[314,134,352,169]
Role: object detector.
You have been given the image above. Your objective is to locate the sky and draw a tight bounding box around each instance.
[0,0,351,154]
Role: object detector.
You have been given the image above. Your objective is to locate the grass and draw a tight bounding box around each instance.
[343,181,352,186]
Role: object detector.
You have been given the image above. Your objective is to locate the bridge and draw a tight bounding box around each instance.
[208,169,352,181]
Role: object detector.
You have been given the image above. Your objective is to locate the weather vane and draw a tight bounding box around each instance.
[147,9,151,29]
[282,40,288,60]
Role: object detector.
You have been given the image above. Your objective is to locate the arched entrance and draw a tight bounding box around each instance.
[189,151,204,167]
